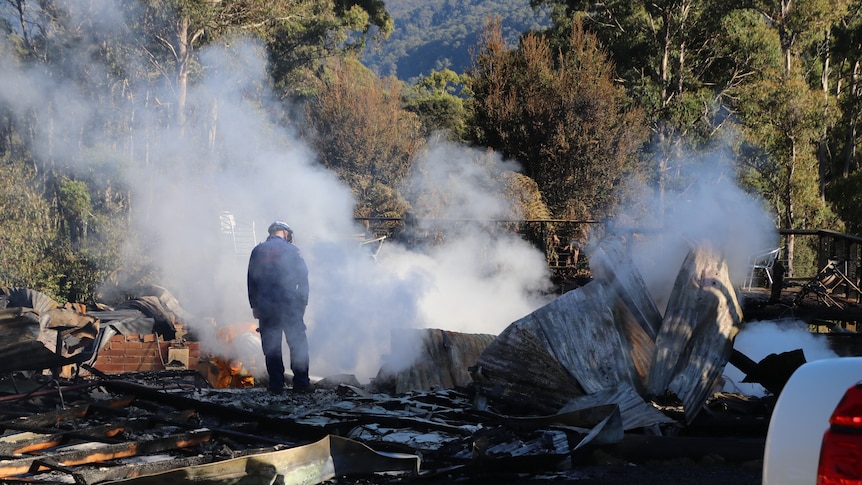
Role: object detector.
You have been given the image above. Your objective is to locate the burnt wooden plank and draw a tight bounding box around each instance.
[0,404,90,429]
[613,434,765,463]
[75,454,215,484]
[0,429,211,478]
[110,435,419,485]
[100,380,326,440]
[0,423,125,455]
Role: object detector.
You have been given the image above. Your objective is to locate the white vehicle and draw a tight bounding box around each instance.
[762,356,862,485]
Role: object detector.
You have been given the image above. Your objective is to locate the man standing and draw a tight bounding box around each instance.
[247,221,312,393]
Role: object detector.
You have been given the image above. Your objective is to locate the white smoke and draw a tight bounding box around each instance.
[599,149,779,313]
[2,2,814,389]
[0,2,554,383]
[599,150,832,398]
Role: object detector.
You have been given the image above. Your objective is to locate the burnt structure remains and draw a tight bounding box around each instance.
[0,232,860,483]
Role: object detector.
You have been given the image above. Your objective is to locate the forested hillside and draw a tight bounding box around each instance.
[362,0,550,81]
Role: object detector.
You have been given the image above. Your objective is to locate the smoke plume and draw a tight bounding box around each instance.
[0,2,553,382]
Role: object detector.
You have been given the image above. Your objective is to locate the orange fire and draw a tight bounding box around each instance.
[212,321,259,388]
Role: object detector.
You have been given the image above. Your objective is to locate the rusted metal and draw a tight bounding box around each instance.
[0,304,100,373]
[590,238,663,341]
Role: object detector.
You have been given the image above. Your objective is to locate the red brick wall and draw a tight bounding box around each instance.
[90,334,200,374]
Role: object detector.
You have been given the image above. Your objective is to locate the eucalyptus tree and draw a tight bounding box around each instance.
[531,0,850,275]
[0,0,393,301]
[404,68,471,141]
[824,4,862,234]
[531,1,733,154]
[0,1,139,301]
[468,18,647,222]
[304,57,423,219]
[0,158,55,293]
[730,0,847,275]
[134,0,393,132]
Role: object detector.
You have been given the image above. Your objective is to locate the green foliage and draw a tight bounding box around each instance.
[405,69,470,140]
[468,18,647,220]
[0,158,56,294]
[530,0,858,246]
[735,74,827,225]
[56,178,92,238]
[826,4,862,186]
[304,57,423,218]
[5,0,862,306]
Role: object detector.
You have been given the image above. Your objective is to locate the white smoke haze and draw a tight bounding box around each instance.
[724,320,838,396]
[600,150,779,313]
[0,2,556,383]
[0,2,814,388]
[395,141,555,334]
[601,150,831,398]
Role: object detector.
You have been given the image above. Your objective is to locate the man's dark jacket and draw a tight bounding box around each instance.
[247,235,309,319]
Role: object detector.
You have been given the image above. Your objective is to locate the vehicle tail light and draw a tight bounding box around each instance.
[818,384,862,485]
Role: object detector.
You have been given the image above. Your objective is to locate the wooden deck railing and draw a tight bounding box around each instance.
[354,217,862,296]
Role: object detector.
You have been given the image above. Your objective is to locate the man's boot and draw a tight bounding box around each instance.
[291,370,313,392]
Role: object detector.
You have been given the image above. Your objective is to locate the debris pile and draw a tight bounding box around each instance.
[0,238,822,483]
[0,373,636,484]
[471,240,740,426]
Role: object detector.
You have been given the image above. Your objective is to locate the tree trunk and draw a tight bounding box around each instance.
[844,61,860,178]
[818,31,830,200]
[780,0,793,74]
[175,15,190,135]
[660,13,671,108]
[784,141,797,277]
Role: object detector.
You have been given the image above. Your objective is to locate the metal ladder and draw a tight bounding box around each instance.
[220,211,257,261]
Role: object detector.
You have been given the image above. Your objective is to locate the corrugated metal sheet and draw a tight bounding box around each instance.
[381,328,496,393]
[646,243,742,423]
[472,240,740,427]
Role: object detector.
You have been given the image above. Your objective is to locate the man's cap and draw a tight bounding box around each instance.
[268,221,293,235]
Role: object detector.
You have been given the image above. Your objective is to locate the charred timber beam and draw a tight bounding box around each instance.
[743,305,862,324]
[0,429,211,478]
[75,455,214,484]
[0,405,89,429]
[107,434,420,485]
[155,417,287,446]
[0,423,125,455]
[0,382,100,403]
[729,348,806,395]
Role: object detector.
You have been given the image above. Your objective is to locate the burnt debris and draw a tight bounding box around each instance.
[0,237,857,483]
